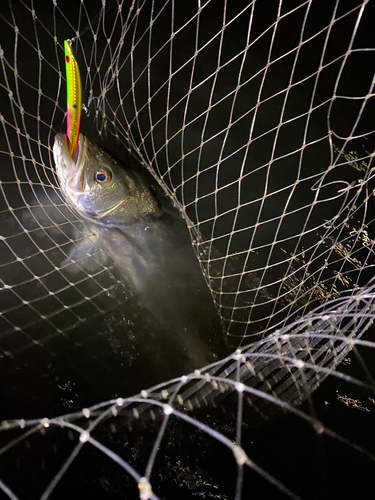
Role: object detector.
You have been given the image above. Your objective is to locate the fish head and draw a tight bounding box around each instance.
[53,133,159,226]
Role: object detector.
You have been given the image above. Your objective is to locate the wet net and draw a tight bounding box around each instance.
[1,0,375,498]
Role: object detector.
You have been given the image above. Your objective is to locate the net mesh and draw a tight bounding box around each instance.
[1,0,375,498]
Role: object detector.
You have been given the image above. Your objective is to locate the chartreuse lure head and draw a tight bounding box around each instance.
[64,39,82,158]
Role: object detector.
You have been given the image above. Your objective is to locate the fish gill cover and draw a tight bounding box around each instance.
[0,0,375,499]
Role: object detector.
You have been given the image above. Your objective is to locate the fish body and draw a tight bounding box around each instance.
[53,133,227,374]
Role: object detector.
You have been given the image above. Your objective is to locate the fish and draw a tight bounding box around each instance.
[53,133,228,377]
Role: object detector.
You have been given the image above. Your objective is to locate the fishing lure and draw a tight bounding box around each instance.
[64,39,82,158]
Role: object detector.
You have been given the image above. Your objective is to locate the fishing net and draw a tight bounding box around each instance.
[1,0,375,498]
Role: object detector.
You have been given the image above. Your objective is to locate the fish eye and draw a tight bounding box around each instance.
[95,169,112,184]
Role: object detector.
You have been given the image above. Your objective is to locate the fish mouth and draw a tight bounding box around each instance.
[53,133,87,193]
